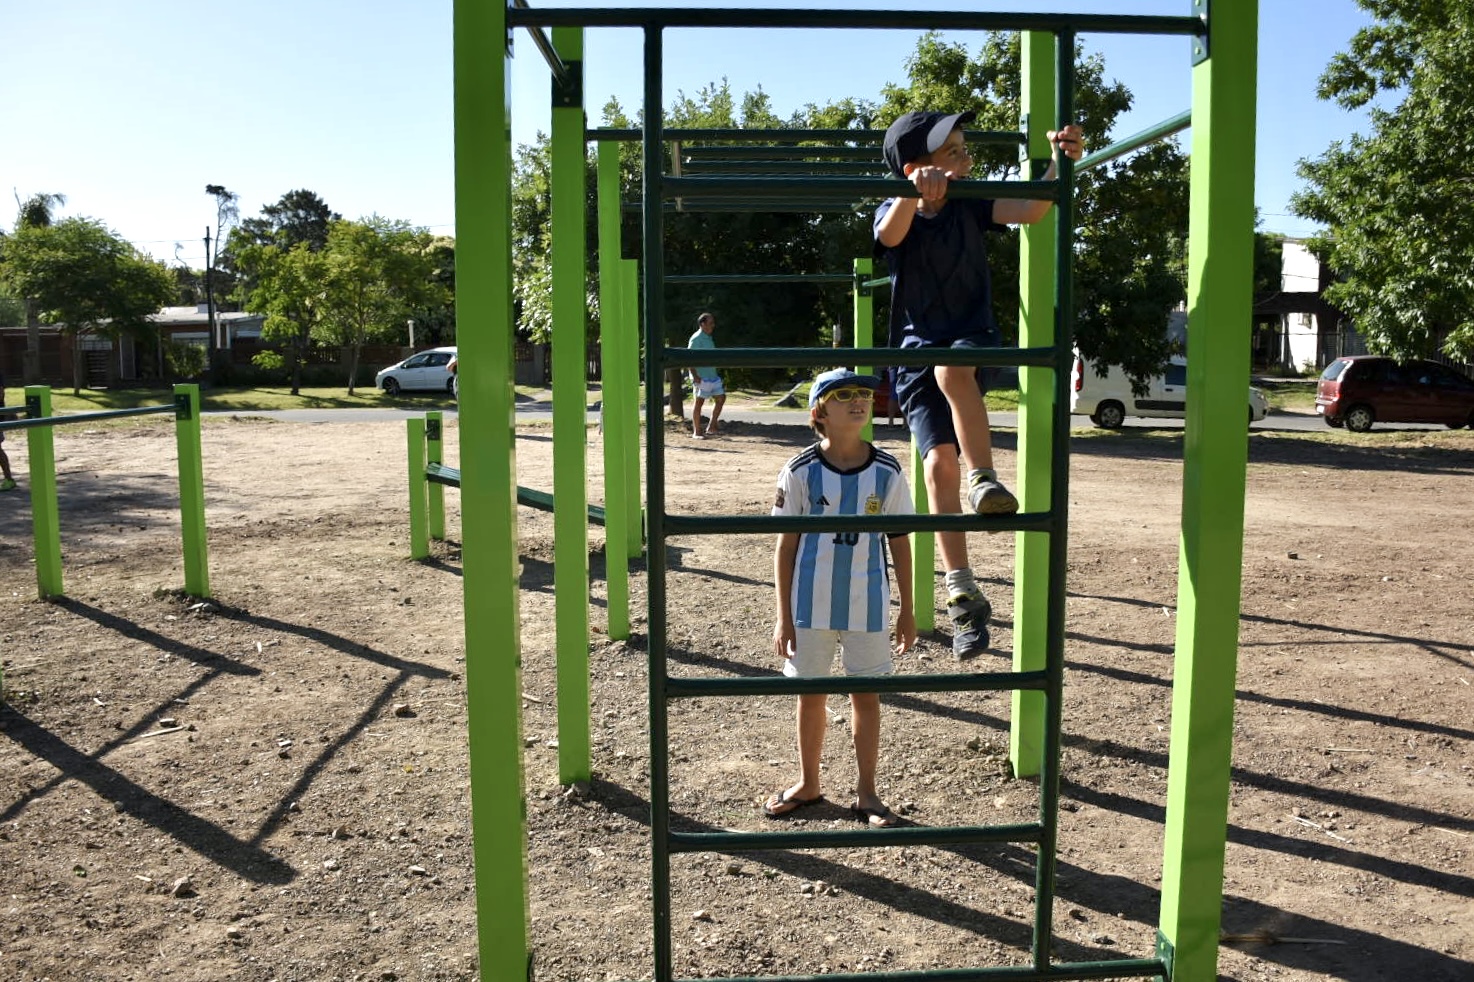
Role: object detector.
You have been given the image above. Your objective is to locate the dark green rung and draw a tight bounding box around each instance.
[666,669,1048,698]
[680,137,1022,160]
[663,175,1058,201]
[637,959,1167,982]
[664,273,855,285]
[671,821,1044,854]
[663,344,1061,370]
[664,511,1056,537]
[425,463,607,526]
[0,403,176,432]
[678,160,887,175]
[593,127,888,143]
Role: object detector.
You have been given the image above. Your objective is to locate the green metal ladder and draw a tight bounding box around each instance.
[629,16,1186,982]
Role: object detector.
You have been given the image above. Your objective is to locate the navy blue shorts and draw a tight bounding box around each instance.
[894,332,1001,459]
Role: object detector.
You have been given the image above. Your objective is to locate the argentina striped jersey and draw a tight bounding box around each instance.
[772,443,914,632]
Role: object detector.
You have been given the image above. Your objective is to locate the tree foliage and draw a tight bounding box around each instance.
[1291,0,1474,361]
[4,192,68,382]
[0,217,174,393]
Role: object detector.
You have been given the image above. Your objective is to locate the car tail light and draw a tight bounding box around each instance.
[1073,356,1083,393]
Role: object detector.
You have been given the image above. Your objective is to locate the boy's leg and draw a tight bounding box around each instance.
[922,444,968,571]
[765,694,827,814]
[850,691,882,804]
[924,444,993,658]
[935,365,1017,515]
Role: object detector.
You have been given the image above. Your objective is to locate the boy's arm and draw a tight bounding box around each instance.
[993,124,1085,225]
[888,534,917,654]
[773,532,800,660]
[875,163,955,247]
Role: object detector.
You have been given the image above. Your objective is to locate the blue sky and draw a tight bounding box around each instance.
[2,1,1375,265]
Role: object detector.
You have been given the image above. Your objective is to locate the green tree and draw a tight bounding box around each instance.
[236,239,330,395]
[225,189,341,304]
[4,191,67,382]
[1291,0,1474,361]
[0,217,174,394]
[319,217,447,394]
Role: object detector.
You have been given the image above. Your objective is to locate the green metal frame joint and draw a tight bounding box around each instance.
[25,394,42,418]
[1155,928,1175,981]
[1191,0,1209,65]
[552,57,582,107]
[427,417,442,441]
[174,393,193,420]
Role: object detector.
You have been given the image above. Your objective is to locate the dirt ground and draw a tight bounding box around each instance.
[0,405,1470,982]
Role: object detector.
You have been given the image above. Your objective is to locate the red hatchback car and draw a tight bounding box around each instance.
[1315,355,1474,432]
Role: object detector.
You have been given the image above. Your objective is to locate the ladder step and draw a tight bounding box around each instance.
[670,821,1044,853]
[652,956,1167,982]
[663,511,1056,536]
[666,670,1047,698]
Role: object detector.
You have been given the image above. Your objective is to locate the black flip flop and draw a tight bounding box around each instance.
[850,801,902,828]
[762,789,823,819]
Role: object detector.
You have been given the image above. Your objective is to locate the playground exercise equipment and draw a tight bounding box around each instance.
[458,4,1257,981]
[405,411,609,562]
[0,384,210,697]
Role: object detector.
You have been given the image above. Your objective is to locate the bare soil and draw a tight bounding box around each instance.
[0,406,1471,982]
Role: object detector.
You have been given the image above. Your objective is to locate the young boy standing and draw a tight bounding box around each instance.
[874,109,1083,659]
[765,369,917,828]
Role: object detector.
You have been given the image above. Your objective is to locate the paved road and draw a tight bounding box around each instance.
[207,403,1383,433]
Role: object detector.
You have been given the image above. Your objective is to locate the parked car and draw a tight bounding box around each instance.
[1315,355,1474,432]
[1071,353,1269,429]
[375,347,457,396]
[447,355,458,400]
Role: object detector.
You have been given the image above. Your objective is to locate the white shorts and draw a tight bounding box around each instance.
[784,627,893,679]
[695,377,725,398]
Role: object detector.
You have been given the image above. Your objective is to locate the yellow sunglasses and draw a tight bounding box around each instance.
[822,386,875,403]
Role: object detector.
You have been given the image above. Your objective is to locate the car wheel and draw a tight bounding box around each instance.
[1345,404,1375,433]
[383,377,401,396]
[1091,401,1125,429]
[1324,415,1345,429]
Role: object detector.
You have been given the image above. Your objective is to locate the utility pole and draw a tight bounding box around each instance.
[204,226,217,370]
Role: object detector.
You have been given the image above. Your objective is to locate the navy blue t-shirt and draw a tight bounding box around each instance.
[873,197,1007,348]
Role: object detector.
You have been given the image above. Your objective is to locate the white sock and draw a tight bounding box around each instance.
[968,467,997,487]
[944,568,978,599]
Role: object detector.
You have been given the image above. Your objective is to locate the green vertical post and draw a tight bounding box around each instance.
[1010,30,1058,779]
[1159,4,1258,981]
[622,258,643,556]
[598,142,631,640]
[24,385,62,599]
[426,411,446,541]
[173,384,210,598]
[551,24,592,785]
[407,418,429,560]
[453,1,529,978]
[910,444,934,632]
[852,258,876,444]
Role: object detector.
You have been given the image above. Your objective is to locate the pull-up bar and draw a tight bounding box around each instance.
[662,174,1059,202]
[508,6,1206,37]
[1078,109,1192,172]
[509,0,573,89]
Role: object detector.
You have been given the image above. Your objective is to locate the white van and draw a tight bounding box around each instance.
[1070,352,1269,428]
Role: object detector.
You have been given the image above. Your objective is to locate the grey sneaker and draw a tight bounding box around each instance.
[948,591,992,660]
[968,477,1018,515]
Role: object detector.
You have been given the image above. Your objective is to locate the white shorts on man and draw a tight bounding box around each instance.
[695,377,725,398]
[784,627,893,678]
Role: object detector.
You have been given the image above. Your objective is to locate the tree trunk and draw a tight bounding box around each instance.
[70,332,84,396]
[666,367,684,418]
[23,301,42,384]
[347,341,361,396]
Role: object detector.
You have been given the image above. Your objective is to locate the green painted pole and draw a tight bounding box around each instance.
[407,417,429,560]
[853,257,876,444]
[1159,3,1258,980]
[173,384,210,598]
[453,2,529,977]
[24,386,62,599]
[598,143,631,640]
[910,444,934,633]
[1010,30,1057,780]
[426,411,446,541]
[622,258,643,556]
[552,24,592,785]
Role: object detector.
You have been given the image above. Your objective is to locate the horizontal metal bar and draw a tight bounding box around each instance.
[661,345,1060,369]
[510,8,1207,36]
[657,957,1167,982]
[1078,109,1191,172]
[664,273,855,285]
[681,138,1021,160]
[593,127,887,143]
[679,160,887,175]
[663,511,1055,536]
[0,403,176,432]
[663,176,1057,201]
[666,669,1049,698]
[859,275,889,289]
[669,821,1044,854]
[509,0,573,89]
[669,201,868,214]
